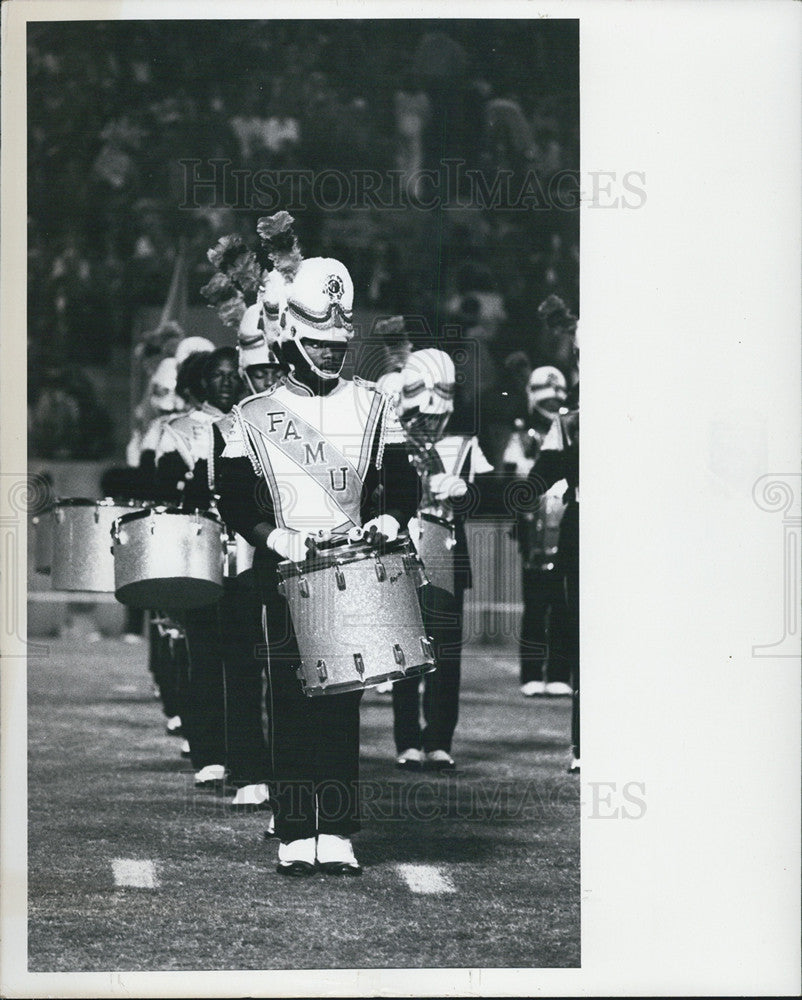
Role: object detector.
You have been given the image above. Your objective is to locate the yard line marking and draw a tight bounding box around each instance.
[111,859,158,888]
[395,864,456,895]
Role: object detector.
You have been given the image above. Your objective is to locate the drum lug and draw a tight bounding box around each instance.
[316,659,328,682]
[420,636,435,661]
[296,667,307,688]
[298,577,310,598]
[353,652,365,677]
[374,557,386,582]
[335,567,346,591]
[393,643,405,666]
[94,507,100,524]
[277,580,286,598]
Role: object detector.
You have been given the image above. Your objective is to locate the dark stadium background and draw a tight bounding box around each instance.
[27,18,578,460]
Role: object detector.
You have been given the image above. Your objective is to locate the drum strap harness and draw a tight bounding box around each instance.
[236,397,366,530]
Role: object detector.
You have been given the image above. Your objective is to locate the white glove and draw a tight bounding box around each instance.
[362,514,400,544]
[406,516,421,553]
[429,472,468,501]
[267,527,313,562]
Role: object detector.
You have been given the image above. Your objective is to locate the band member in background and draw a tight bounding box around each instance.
[154,347,241,787]
[528,383,580,772]
[204,304,286,811]
[217,241,419,877]
[392,348,493,771]
[374,315,414,399]
[104,356,187,699]
[173,336,216,408]
[503,365,573,698]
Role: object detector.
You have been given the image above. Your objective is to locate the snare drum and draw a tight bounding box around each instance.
[277,536,436,697]
[224,531,256,579]
[112,507,226,609]
[32,506,54,575]
[415,510,456,596]
[51,498,144,592]
[520,482,567,572]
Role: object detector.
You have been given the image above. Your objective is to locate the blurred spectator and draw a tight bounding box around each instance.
[29,365,114,460]
[394,90,430,199]
[532,294,578,381]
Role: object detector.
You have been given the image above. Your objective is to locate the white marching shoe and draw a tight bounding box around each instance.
[230,783,270,808]
[520,680,547,697]
[396,747,423,770]
[276,837,316,876]
[316,834,362,875]
[166,715,183,736]
[425,749,456,771]
[545,681,573,696]
[194,764,225,788]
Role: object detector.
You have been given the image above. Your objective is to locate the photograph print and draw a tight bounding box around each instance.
[25,15,581,975]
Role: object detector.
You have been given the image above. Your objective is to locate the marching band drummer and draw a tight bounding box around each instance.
[501,365,574,699]
[206,305,285,810]
[527,384,580,773]
[104,355,189,723]
[216,252,420,877]
[392,348,493,772]
[154,346,242,788]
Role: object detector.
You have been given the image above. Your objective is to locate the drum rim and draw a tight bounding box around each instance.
[114,505,222,526]
[419,510,453,529]
[53,496,146,509]
[277,534,414,579]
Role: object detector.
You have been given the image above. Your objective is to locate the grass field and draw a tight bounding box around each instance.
[27,634,579,972]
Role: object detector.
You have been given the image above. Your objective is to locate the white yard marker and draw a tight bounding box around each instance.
[396,864,456,895]
[112,859,158,889]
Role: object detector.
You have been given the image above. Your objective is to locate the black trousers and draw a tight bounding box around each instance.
[181,579,270,779]
[180,602,227,770]
[147,615,183,721]
[222,574,270,787]
[262,588,363,842]
[519,568,572,685]
[392,584,464,755]
[563,566,580,757]
[552,503,579,757]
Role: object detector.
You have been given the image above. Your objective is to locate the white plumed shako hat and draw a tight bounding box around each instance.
[174,337,215,366]
[237,303,281,370]
[279,257,354,346]
[397,348,456,419]
[527,365,567,408]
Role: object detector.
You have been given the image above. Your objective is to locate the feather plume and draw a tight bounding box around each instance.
[200,271,237,306]
[256,210,303,280]
[206,234,263,302]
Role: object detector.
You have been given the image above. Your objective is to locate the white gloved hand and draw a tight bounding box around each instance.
[406,516,421,553]
[362,514,400,544]
[429,472,468,501]
[267,527,313,562]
